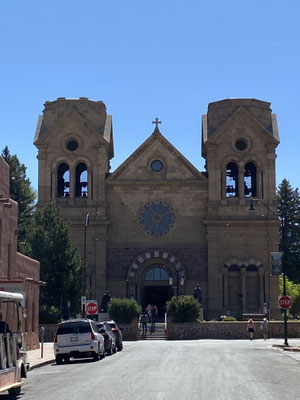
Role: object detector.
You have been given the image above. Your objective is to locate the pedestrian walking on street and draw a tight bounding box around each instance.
[261,318,269,340]
[247,318,255,340]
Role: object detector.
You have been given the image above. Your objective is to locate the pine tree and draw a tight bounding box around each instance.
[1,146,36,247]
[26,201,83,318]
[277,179,300,283]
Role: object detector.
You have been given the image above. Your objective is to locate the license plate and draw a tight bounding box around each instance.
[70,336,78,342]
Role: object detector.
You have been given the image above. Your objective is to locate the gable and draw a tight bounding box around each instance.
[108,128,205,182]
[203,106,279,152]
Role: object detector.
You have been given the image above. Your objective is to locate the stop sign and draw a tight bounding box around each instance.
[86,301,98,315]
[278,295,292,309]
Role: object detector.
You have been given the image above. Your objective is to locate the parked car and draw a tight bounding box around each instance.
[105,320,123,351]
[96,322,116,355]
[54,319,105,364]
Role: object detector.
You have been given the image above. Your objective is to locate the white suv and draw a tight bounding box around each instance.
[54,319,105,364]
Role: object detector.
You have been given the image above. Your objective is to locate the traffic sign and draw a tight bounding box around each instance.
[278,295,292,309]
[86,301,98,315]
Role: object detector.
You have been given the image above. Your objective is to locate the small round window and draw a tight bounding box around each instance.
[151,160,163,172]
[235,139,247,151]
[67,140,78,151]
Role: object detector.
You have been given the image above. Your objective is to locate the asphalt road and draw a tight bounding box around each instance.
[13,340,300,400]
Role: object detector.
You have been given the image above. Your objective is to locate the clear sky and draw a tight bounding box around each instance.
[1,1,299,192]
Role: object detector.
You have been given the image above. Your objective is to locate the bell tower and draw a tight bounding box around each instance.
[202,99,280,319]
[34,97,114,303]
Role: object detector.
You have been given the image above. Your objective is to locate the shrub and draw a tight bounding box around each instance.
[39,305,61,324]
[166,296,200,322]
[108,298,141,323]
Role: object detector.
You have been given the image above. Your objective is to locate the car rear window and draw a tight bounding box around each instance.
[57,321,91,335]
[108,322,116,329]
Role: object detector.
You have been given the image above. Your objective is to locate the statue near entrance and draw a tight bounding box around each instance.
[193,284,202,304]
[101,290,111,313]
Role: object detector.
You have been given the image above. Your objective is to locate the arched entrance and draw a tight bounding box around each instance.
[127,250,186,318]
[142,265,172,317]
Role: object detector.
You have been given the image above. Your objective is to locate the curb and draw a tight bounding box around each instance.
[272,344,300,352]
[29,359,55,371]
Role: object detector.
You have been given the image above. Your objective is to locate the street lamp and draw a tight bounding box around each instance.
[82,213,90,316]
[249,198,289,346]
[238,293,243,317]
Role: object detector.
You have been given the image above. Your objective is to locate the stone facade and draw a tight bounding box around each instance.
[0,156,40,350]
[34,97,281,320]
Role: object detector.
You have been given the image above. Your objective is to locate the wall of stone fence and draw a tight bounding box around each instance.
[39,318,138,342]
[166,320,300,340]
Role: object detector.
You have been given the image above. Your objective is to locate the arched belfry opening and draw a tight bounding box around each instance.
[57,163,70,197]
[226,162,239,197]
[75,162,88,197]
[244,162,257,197]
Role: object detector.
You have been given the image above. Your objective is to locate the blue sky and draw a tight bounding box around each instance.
[0,1,299,192]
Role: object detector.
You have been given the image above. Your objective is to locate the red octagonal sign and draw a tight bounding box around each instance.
[278,295,292,309]
[86,302,98,315]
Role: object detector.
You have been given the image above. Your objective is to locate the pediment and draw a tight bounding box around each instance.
[34,108,110,147]
[108,129,205,181]
[203,106,280,147]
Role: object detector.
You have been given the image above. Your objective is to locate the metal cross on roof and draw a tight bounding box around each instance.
[152,118,161,129]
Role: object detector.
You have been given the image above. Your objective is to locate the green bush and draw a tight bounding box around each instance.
[39,305,61,324]
[108,298,141,323]
[166,296,200,322]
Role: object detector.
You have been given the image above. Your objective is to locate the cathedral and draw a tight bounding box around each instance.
[34,97,280,319]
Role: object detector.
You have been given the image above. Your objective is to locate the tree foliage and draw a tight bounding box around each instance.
[277,179,300,283]
[1,146,36,247]
[25,201,83,319]
[279,275,300,316]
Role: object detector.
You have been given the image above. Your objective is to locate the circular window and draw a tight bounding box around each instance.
[151,160,163,172]
[235,139,247,151]
[139,201,175,236]
[66,140,79,151]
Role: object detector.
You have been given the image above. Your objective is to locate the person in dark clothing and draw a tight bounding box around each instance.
[0,313,11,334]
[101,291,111,313]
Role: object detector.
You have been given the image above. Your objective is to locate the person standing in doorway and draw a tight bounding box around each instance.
[150,305,157,333]
[247,318,255,340]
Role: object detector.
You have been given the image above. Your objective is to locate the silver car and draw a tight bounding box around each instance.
[54,319,105,364]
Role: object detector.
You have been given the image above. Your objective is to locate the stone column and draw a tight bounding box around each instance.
[238,162,245,198]
[241,266,247,312]
[223,268,229,309]
[259,268,265,311]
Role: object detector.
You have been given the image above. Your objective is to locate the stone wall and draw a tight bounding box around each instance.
[167,319,300,340]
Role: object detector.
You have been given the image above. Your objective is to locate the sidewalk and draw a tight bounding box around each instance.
[27,343,55,370]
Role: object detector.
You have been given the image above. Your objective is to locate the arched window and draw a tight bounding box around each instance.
[144,266,170,281]
[75,163,88,197]
[57,163,70,197]
[228,265,240,272]
[244,162,257,197]
[226,163,239,197]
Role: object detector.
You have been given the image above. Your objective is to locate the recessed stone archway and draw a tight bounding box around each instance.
[126,250,186,307]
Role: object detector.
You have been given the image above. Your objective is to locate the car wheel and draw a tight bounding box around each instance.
[100,350,106,360]
[107,346,112,356]
[117,344,123,351]
[8,386,21,396]
[93,349,100,361]
[113,345,117,354]
[56,355,64,365]
[63,355,70,363]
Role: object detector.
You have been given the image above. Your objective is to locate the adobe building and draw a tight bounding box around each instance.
[34,97,280,319]
[0,156,40,349]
